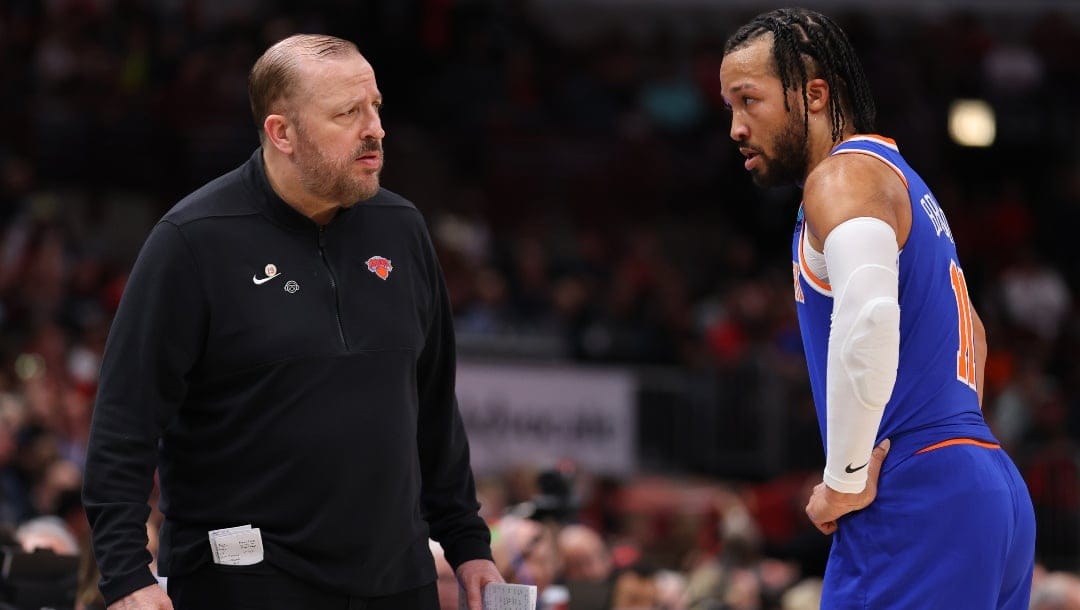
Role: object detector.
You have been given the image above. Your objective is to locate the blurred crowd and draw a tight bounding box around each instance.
[1,0,1080,608]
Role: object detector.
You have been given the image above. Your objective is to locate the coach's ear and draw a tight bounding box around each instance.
[806,78,830,114]
[263,114,295,155]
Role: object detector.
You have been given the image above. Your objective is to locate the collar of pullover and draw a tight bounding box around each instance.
[242,148,355,231]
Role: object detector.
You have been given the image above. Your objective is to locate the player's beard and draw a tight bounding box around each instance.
[752,112,809,188]
[294,129,382,206]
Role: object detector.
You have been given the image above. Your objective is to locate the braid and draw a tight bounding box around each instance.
[724,8,876,142]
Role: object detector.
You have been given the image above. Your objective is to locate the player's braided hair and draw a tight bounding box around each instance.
[724,7,876,142]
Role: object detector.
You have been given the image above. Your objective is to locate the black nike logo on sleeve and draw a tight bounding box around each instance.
[845,462,869,473]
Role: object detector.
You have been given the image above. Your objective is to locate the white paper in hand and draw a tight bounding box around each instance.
[458,582,537,610]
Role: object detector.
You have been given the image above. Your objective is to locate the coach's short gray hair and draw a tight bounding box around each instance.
[248,34,361,140]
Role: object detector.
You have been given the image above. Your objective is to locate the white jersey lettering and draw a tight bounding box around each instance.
[920,193,954,243]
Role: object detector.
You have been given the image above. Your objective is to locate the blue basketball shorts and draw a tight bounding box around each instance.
[820,439,1036,609]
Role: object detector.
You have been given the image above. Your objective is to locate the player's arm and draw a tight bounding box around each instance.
[802,154,910,252]
[971,304,987,407]
[801,155,908,531]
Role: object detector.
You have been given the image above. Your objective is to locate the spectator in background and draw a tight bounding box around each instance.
[654,569,690,610]
[0,406,34,525]
[5,516,83,610]
[31,457,81,517]
[1029,569,1080,610]
[609,563,660,610]
[683,495,799,610]
[491,515,560,595]
[779,578,822,610]
[557,524,613,583]
[557,524,614,610]
[15,514,79,555]
[999,247,1071,346]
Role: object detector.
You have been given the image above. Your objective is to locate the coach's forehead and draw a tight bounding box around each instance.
[292,52,373,102]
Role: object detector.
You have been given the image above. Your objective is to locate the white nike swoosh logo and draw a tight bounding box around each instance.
[252,273,281,285]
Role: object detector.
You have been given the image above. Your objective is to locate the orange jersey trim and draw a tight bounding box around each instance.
[830,134,909,189]
[844,134,898,148]
[915,438,1001,455]
[831,149,910,189]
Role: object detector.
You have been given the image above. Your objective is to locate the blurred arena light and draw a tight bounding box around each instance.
[14,353,45,381]
[948,99,996,147]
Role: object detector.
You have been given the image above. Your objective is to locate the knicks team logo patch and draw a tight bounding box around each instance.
[365,256,393,280]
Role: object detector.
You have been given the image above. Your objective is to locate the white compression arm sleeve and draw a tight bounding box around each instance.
[822,217,900,493]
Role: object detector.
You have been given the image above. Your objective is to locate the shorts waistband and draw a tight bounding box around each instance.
[915,437,1001,455]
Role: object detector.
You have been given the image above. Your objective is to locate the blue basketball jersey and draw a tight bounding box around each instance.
[792,135,996,459]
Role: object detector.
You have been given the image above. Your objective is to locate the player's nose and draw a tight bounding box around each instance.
[730,118,749,142]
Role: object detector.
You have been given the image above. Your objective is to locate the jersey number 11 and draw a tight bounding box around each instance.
[950,260,977,392]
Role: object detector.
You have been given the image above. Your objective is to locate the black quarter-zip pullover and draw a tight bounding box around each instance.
[83,149,491,605]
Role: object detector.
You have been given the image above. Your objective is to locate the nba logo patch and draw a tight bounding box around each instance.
[366,256,393,280]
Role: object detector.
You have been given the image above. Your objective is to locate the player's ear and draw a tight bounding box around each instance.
[805,78,829,113]
[264,114,294,154]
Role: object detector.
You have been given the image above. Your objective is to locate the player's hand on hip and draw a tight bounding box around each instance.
[456,558,504,610]
[806,438,891,535]
[106,583,174,609]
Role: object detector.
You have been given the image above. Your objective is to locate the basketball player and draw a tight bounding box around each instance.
[719,8,1035,609]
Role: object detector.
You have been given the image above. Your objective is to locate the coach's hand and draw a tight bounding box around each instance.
[806,438,891,535]
[106,583,173,609]
[456,558,504,610]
